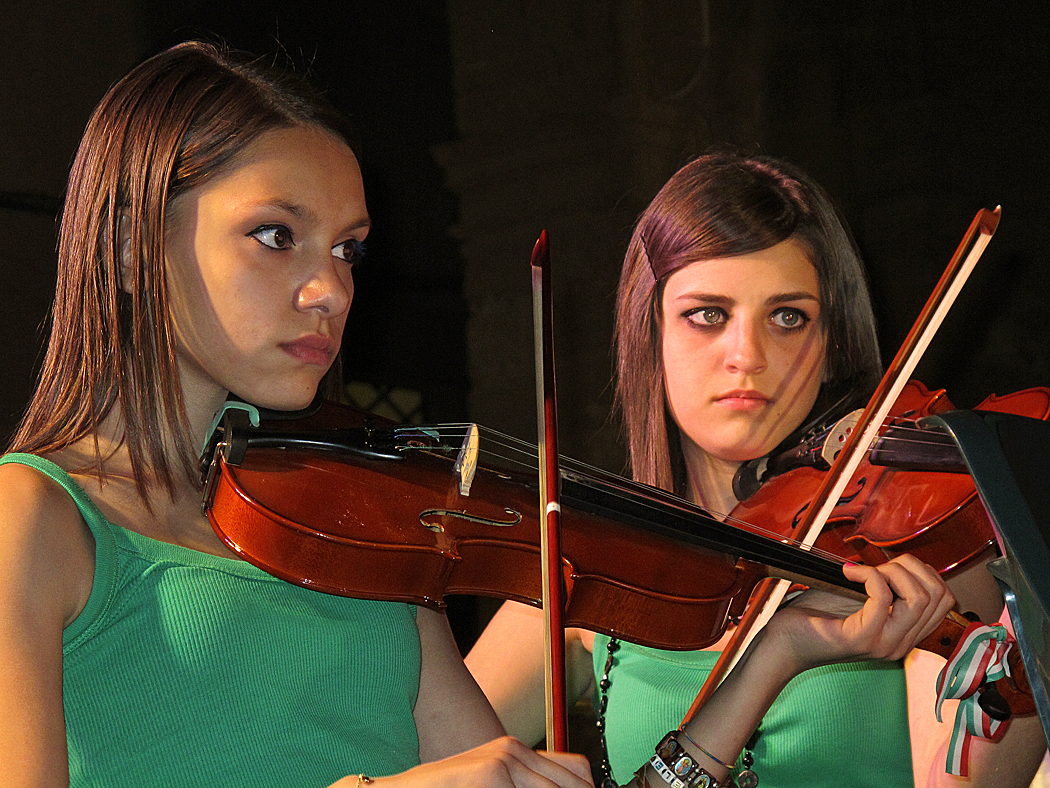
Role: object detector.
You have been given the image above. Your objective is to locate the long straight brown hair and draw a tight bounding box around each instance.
[8,41,357,499]
[614,153,881,495]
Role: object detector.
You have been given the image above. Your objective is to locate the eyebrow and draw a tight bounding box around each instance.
[244,198,371,233]
[767,291,820,305]
[672,291,820,305]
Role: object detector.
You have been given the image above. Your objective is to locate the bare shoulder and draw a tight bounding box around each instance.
[0,461,96,626]
[0,460,94,783]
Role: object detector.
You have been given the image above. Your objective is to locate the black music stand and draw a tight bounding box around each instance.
[927,409,1050,747]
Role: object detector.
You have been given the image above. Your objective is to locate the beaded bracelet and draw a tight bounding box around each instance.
[645,731,726,788]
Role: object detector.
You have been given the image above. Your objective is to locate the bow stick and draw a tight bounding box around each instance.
[531,229,569,750]
[682,206,1002,723]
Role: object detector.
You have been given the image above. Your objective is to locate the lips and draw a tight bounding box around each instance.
[280,334,337,366]
[714,389,772,408]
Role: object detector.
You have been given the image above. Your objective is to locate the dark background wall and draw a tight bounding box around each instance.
[2,1,1049,645]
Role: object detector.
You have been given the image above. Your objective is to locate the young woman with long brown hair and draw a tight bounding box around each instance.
[468,153,1046,787]
[0,40,597,788]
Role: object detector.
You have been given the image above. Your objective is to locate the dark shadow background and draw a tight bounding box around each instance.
[2,0,1048,679]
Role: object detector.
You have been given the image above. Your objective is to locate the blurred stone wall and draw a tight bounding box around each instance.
[0,0,146,438]
[436,0,1050,479]
[435,1,774,474]
[3,0,1048,485]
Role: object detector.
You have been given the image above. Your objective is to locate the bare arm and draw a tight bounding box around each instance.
[909,556,1047,787]
[466,601,596,746]
[630,555,958,786]
[335,606,593,788]
[908,648,1047,788]
[414,605,506,760]
[0,463,95,788]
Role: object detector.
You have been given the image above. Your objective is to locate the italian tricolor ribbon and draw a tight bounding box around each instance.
[934,621,1014,776]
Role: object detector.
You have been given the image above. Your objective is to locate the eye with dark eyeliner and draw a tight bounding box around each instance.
[684,306,727,328]
[332,238,366,264]
[770,307,811,331]
[249,224,294,250]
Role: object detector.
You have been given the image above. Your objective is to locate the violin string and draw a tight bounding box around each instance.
[393,423,896,562]
[862,419,956,440]
[814,419,960,451]
[717,512,849,564]
[398,424,960,496]
[864,432,957,448]
[401,418,963,476]
[393,423,852,566]
[400,426,549,479]
[404,416,952,446]
[397,423,618,478]
[592,482,850,566]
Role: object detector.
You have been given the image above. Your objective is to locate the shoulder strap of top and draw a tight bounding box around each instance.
[0,453,119,644]
[0,453,113,533]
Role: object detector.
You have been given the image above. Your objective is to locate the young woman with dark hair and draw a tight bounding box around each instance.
[468,153,1046,787]
[0,41,595,788]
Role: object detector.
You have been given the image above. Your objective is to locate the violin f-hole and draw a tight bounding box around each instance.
[419,508,522,532]
[792,477,869,529]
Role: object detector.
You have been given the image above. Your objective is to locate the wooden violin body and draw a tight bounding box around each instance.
[199,391,1038,715]
[201,401,860,652]
[731,380,1050,575]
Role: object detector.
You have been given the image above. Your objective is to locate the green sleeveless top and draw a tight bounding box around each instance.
[1,454,422,788]
[593,633,914,787]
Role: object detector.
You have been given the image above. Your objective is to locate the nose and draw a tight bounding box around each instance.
[296,257,353,317]
[723,318,767,374]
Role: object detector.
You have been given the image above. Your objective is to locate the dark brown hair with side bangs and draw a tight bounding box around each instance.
[8,41,357,498]
[615,152,881,494]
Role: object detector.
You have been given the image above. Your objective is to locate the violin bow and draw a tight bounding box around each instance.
[682,206,1002,723]
[531,229,570,750]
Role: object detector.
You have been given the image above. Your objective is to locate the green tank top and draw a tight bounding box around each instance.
[1,453,422,788]
[593,633,914,787]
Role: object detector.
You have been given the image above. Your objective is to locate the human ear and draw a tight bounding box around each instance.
[115,210,134,294]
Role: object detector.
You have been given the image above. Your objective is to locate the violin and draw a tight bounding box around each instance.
[200,399,862,652]
[198,393,1035,716]
[731,379,1050,575]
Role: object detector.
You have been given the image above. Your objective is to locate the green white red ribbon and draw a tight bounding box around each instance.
[934,621,1013,776]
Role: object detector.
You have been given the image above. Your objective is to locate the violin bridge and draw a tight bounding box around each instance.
[453,423,480,496]
[822,410,862,465]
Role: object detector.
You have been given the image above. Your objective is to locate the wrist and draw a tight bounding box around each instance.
[738,622,807,686]
[678,726,734,777]
[639,731,732,788]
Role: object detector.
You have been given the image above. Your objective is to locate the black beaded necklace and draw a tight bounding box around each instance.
[596,637,620,788]
[594,637,760,788]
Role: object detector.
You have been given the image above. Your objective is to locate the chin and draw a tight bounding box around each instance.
[716,449,764,465]
[709,438,779,465]
[230,382,322,412]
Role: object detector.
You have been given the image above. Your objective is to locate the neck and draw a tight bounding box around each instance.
[178,368,233,460]
[56,413,236,557]
[680,442,742,520]
[46,381,236,557]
